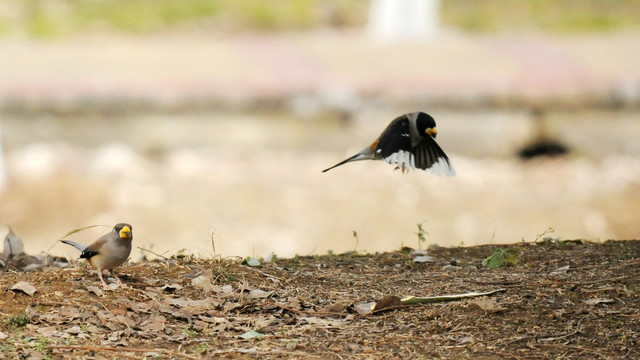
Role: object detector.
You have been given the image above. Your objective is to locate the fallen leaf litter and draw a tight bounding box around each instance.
[0,240,638,359]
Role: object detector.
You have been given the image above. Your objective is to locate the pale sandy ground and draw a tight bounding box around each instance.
[1,108,639,260]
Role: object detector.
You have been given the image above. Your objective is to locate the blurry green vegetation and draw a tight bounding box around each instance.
[0,0,637,38]
[0,0,368,38]
[443,0,640,33]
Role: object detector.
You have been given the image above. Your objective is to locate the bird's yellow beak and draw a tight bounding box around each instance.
[119,226,132,239]
[426,128,437,138]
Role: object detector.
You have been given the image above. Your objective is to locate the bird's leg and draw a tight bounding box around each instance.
[97,270,110,289]
[111,269,124,287]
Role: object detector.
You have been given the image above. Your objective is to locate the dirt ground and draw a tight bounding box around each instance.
[1,239,639,359]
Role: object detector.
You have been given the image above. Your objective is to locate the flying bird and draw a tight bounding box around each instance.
[61,223,133,289]
[322,112,455,175]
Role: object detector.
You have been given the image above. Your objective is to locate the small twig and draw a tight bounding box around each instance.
[94,301,113,315]
[533,227,555,243]
[570,259,640,271]
[468,280,521,286]
[1,260,20,272]
[208,226,218,258]
[566,275,628,286]
[33,301,80,307]
[50,345,198,360]
[488,275,629,289]
[537,343,614,358]
[399,288,507,305]
[616,314,640,319]
[47,224,110,254]
[137,246,169,261]
[538,330,579,342]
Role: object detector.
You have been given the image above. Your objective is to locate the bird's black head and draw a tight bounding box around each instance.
[414,112,437,138]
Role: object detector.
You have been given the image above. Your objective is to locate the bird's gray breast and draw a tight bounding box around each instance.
[99,239,132,269]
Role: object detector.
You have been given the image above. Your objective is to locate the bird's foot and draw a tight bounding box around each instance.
[112,272,125,288]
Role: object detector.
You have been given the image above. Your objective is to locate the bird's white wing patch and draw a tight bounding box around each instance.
[383,150,415,169]
[427,157,456,177]
[383,150,456,176]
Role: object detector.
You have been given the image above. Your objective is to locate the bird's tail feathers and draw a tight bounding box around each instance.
[322,149,374,172]
[60,240,87,252]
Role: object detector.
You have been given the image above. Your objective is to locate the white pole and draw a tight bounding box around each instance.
[368,0,440,41]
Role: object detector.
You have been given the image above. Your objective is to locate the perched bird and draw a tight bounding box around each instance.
[61,223,133,289]
[322,111,455,175]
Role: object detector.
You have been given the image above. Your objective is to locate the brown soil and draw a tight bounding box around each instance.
[1,240,639,359]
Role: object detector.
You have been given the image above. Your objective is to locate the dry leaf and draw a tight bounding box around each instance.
[199,316,228,324]
[112,305,128,316]
[219,285,234,294]
[354,302,376,315]
[456,335,474,344]
[11,281,37,296]
[65,326,84,335]
[86,286,104,297]
[141,315,167,332]
[136,301,156,313]
[36,326,59,337]
[191,274,213,291]
[467,298,499,311]
[584,298,614,305]
[322,302,348,313]
[162,283,183,293]
[247,289,274,299]
[551,265,570,275]
[372,296,402,312]
[413,255,434,263]
[239,330,265,339]
[166,298,211,313]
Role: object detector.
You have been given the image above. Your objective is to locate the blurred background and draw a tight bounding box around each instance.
[0,0,639,260]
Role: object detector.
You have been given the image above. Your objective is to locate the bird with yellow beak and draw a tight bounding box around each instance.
[323,111,455,175]
[61,223,133,289]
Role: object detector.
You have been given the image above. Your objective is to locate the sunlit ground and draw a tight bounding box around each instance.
[1,108,639,260]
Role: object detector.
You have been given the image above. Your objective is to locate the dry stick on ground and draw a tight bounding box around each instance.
[50,345,198,360]
[566,275,628,285]
[397,288,507,306]
[468,279,521,286]
[486,275,629,289]
[35,300,80,307]
[569,258,640,271]
[370,289,509,315]
[137,246,170,261]
[536,343,615,358]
